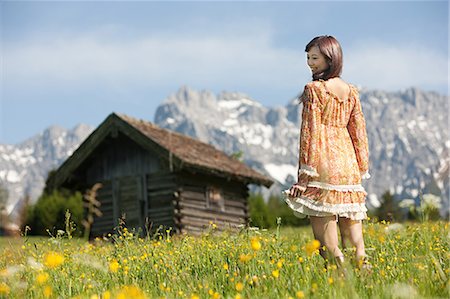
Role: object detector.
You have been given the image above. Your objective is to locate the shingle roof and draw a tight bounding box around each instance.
[117,113,273,187]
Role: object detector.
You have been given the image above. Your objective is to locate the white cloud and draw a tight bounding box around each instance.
[4,31,303,90]
[344,40,448,92]
[4,33,447,94]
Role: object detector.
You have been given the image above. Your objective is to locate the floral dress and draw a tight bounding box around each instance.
[284,79,370,220]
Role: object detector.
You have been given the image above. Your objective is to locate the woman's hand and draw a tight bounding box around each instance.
[289,173,310,197]
[289,183,306,198]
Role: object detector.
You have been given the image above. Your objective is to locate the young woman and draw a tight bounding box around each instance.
[284,35,371,269]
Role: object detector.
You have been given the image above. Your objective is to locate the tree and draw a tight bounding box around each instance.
[26,189,83,236]
[375,191,402,222]
[248,193,273,228]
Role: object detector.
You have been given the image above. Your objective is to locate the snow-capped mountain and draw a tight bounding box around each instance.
[0,85,448,221]
[0,124,93,217]
[155,86,449,213]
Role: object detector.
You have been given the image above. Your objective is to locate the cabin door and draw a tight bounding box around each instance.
[114,175,145,232]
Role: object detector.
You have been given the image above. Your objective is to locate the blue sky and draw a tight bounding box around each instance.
[1,0,448,144]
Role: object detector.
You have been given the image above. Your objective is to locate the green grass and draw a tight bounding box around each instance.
[0,220,448,299]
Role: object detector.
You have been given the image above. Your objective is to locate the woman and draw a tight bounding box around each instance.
[284,35,371,269]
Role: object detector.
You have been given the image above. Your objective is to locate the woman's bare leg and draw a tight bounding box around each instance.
[310,216,343,260]
[338,217,366,259]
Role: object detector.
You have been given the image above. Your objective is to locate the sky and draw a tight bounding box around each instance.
[1,0,448,144]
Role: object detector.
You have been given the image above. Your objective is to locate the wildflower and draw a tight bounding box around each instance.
[235,294,242,299]
[305,240,321,256]
[223,263,229,270]
[0,283,10,295]
[117,285,146,299]
[296,291,305,298]
[239,253,252,263]
[191,294,200,299]
[250,237,262,251]
[43,285,53,298]
[109,260,120,273]
[103,291,111,299]
[298,257,304,263]
[277,260,283,268]
[235,282,244,292]
[272,269,280,278]
[328,277,334,284]
[43,251,65,268]
[36,272,49,284]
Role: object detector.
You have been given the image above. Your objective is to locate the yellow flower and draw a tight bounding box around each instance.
[191,294,200,299]
[102,291,111,299]
[90,295,99,299]
[117,285,147,299]
[277,260,283,268]
[296,291,305,298]
[250,237,262,251]
[235,294,242,299]
[223,263,229,270]
[305,240,321,256]
[36,272,49,284]
[239,253,252,263]
[109,260,120,273]
[272,269,280,278]
[328,277,334,284]
[43,251,65,268]
[235,282,244,292]
[0,283,10,295]
[298,257,304,263]
[43,285,53,298]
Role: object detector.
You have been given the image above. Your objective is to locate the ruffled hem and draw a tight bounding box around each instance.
[282,190,368,221]
[298,164,319,177]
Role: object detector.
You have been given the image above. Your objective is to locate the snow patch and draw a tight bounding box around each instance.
[368,193,381,208]
[264,163,296,184]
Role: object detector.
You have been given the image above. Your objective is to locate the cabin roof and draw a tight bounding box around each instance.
[49,113,273,188]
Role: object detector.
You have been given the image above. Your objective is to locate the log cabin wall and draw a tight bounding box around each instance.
[146,172,177,234]
[175,171,249,234]
[83,133,162,236]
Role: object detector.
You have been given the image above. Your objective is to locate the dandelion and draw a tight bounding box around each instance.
[103,291,111,299]
[43,285,53,298]
[0,283,10,295]
[116,285,147,299]
[43,251,65,268]
[305,240,321,256]
[235,282,244,292]
[250,237,261,251]
[239,253,252,263]
[296,291,305,298]
[36,272,49,284]
[109,260,120,273]
[223,263,229,270]
[272,269,280,278]
[277,260,283,268]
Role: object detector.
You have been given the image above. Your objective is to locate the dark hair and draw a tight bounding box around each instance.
[305,35,343,81]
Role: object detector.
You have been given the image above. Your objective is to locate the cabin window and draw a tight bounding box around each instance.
[206,186,224,211]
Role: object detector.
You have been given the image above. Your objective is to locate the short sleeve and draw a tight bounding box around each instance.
[298,84,322,183]
[347,90,370,179]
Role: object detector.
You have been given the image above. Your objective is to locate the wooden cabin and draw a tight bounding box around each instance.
[47,113,273,236]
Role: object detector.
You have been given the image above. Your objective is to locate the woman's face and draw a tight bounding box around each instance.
[307,46,329,75]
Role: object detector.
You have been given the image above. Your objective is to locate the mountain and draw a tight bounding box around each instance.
[0,85,448,221]
[0,124,93,218]
[154,85,449,213]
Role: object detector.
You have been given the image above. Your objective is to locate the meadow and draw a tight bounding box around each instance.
[0,219,448,299]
